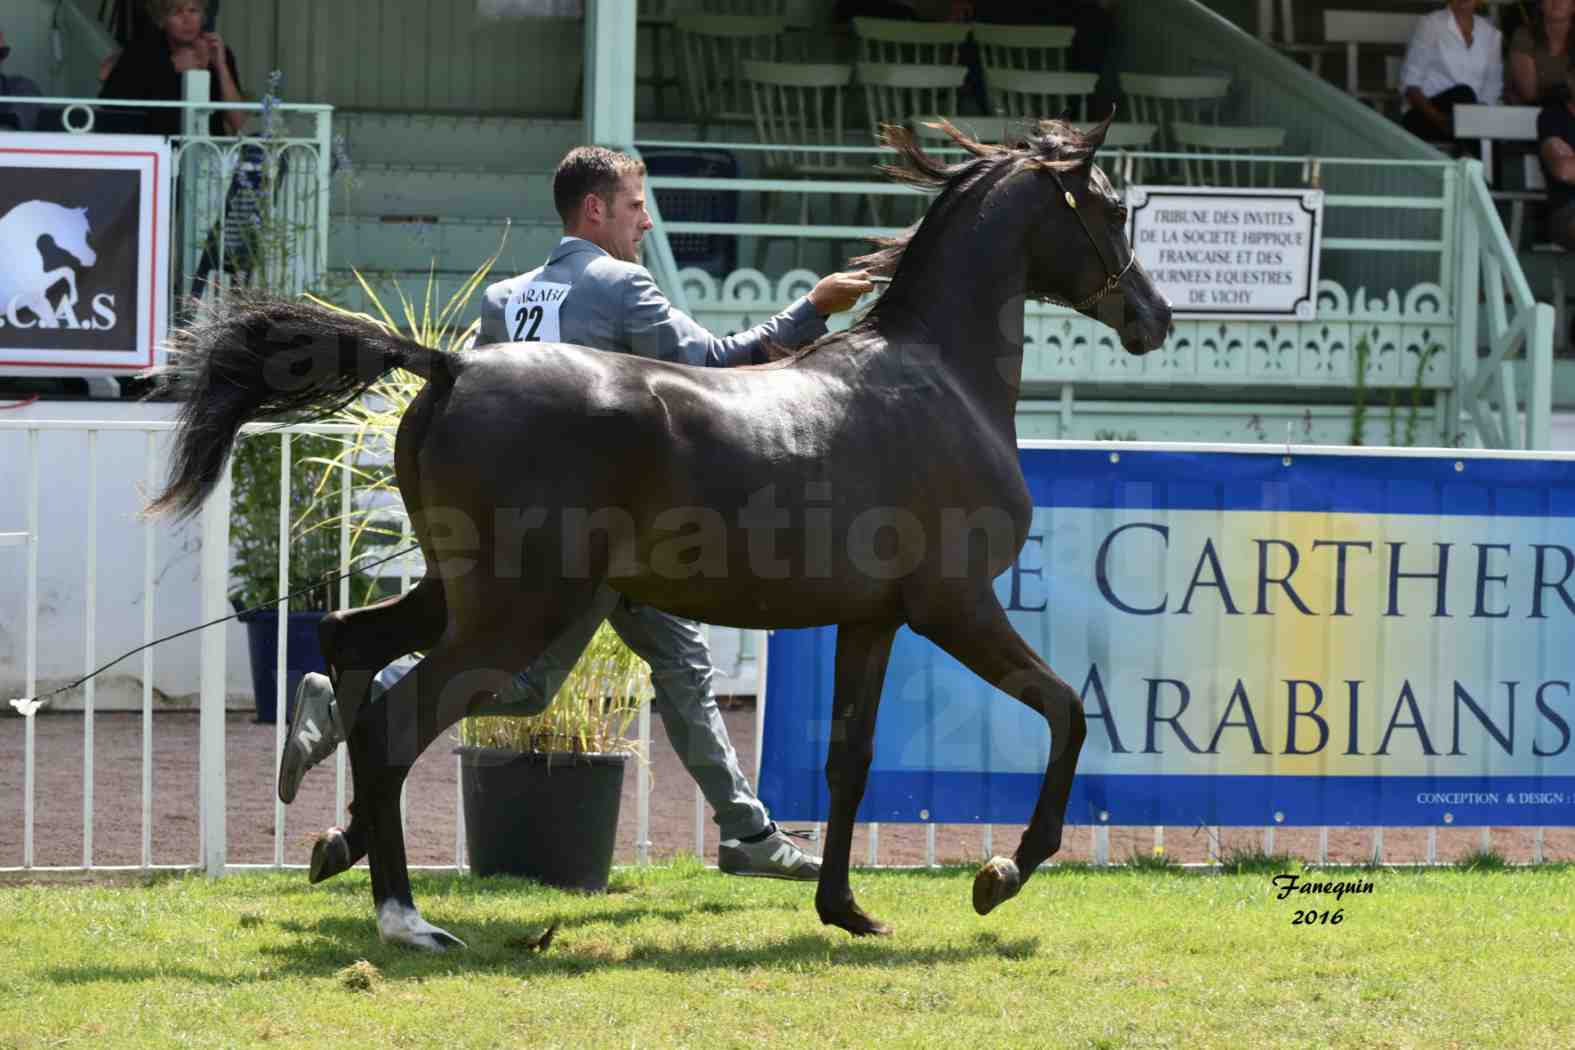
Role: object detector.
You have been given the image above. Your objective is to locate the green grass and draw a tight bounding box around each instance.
[1216,846,1297,875]
[1455,848,1511,872]
[2,861,1573,1049]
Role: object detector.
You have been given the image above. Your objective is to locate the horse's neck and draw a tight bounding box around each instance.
[884,251,1027,422]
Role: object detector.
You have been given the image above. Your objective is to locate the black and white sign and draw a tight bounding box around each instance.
[0,134,171,374]
[1126,186,1323,321]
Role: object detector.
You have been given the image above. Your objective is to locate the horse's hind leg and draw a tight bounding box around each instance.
[307,577,447,883]
[319,575,447,728]
[816,620,900,937]
[914,593,1087,915]
[352,593,600,951]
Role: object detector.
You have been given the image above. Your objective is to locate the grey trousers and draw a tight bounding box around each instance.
[373,585,771,841]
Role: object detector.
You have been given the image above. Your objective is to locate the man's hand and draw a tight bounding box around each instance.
[807,270,876,317]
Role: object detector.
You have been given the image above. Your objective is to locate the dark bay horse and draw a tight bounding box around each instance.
[148,117,1170,950]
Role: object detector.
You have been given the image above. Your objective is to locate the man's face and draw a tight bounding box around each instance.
[598,172,653,264]
[1447,0,1478,17]
[163,4,205,45]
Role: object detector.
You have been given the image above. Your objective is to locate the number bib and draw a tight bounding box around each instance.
[504,280,569,343]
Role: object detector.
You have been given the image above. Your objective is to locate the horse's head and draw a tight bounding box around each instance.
[1018,116,1169,355]
[856,117,1170,358]
[50,206,97,267]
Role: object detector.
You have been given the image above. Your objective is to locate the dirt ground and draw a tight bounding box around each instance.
[2,708,1571,871]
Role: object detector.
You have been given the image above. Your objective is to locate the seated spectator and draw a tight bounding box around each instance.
[0,30,44,131]
[1398,0,1503,147]
[1509,0,1574,105]
[1537,65,1575,250]
[99,0,245,137]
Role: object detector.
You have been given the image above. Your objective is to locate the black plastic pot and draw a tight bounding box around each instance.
[238,608,328,724]
[458,746,629,892]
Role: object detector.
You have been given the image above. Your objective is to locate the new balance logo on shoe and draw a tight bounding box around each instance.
[297,719,322,749]
[718,832,819,880]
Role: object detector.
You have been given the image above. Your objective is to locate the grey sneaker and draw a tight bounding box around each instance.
[277,672,341,804]
[718,825,821,881]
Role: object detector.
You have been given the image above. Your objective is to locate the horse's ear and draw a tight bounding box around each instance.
[1081,107,1116,161]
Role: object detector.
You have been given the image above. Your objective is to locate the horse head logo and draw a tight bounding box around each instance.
[0,201,99,329]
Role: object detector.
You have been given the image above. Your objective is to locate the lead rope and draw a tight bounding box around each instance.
[7,541,423,716]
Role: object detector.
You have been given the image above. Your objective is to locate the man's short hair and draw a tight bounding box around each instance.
[553,146,645,224]
[147,0,207,21]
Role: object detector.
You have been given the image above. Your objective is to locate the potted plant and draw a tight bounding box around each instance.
[455,623,649,892]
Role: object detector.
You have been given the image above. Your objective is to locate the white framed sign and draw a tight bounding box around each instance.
[1125,186,1324,321]
[0,133,172,375]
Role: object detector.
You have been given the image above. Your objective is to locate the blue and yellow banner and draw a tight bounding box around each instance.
[758,446,1575,827]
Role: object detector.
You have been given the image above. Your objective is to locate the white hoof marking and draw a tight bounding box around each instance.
[377,900,465,952]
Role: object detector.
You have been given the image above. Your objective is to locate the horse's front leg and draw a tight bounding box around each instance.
[915,593,1087,916]
[816,620,899,937]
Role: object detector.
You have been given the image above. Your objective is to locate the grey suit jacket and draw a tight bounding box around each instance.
[477,237,827,365]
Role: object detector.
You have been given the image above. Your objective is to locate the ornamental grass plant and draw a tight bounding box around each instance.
[457,622,649,757]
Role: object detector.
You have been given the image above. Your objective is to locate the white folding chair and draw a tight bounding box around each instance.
[1172,122,1288,187]
[675,14,788,127]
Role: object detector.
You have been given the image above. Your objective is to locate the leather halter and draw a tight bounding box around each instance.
[1043,167,1135,312]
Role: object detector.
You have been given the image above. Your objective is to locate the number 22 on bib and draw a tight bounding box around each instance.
[505,281,569,343]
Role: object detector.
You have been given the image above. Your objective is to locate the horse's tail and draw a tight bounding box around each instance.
[145,291,455,519]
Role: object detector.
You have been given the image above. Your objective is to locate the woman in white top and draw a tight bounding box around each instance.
[1398,0,1504,144]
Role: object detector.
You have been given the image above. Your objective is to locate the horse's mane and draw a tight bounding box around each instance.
[755,116,1111,368]
[852,115,1110,281]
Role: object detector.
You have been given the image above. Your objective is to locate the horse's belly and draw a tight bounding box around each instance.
[610,575,898,629]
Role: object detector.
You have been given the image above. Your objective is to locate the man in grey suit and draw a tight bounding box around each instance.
[279,145,872,880]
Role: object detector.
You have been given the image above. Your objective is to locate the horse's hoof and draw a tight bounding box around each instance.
[377,901,467,952]
[818,902,893,938]
[972,856,1021,916]
[407,926,466,952]
[309,827,352,884]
